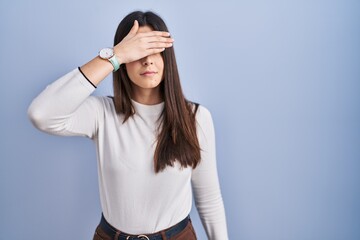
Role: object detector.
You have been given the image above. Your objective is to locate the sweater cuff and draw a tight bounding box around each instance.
[78,67,97,88]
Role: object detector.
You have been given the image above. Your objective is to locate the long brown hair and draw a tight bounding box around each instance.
[113,11,201,173]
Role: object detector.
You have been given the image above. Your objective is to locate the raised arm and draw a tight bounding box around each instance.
[28,20,174,137]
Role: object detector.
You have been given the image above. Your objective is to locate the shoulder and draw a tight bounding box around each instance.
[192,104,216,145]
[187,101,214,130]
[197,105,212,118]
[187,101,211,118]
[194,104,213,123]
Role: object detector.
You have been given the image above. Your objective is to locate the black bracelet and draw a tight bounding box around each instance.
[78,67,97,88]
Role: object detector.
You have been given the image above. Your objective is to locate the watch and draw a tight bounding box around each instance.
[99,47,120,72]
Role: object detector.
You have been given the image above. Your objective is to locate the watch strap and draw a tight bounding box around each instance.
[108,55,120,72]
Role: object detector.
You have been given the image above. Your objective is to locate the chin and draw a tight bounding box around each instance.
[138,79,162,89]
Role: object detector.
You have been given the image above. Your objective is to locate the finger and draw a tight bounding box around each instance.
[145,36,174,43]
[138,31,171,38]
[146,48,166,55]
[147,42,173,49]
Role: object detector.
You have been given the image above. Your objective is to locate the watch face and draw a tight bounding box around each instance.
[99,48,114,59]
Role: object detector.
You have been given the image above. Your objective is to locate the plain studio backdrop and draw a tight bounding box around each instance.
[1,0,359,239]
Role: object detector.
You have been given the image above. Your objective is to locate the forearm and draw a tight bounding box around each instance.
[80,56,115,86]
[193,185,228,240]
[193,167,229,240]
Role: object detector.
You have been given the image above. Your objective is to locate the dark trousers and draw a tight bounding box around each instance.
[93,214,197,240]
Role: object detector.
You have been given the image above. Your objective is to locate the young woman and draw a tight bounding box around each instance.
[28,11,228,240]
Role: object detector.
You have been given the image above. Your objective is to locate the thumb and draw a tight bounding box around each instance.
[126,20,139,38]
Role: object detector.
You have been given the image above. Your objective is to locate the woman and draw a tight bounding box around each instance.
[28,11,228,240]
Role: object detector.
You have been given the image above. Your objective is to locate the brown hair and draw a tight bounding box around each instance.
[113,11,201,173]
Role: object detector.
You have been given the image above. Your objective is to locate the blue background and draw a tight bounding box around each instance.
[1,0,360,239]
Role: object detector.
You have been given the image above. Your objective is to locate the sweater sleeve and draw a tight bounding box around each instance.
[191,106,229,240]
[28,68,102,139]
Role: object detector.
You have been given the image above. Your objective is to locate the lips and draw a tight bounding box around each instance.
[140,71,157,76]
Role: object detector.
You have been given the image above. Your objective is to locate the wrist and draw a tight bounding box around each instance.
[113,47,124,65]
[115,54,123,66]
[99,47,120,72]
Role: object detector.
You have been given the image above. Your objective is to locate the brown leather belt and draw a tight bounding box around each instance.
[98,214,190,240]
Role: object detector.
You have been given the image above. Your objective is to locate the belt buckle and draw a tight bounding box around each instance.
[137,235,150,240]
[125,235,150,240]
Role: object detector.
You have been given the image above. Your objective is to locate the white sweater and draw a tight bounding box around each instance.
[28,68,228,239]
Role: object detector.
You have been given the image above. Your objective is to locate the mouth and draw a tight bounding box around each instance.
[140,71,157,76]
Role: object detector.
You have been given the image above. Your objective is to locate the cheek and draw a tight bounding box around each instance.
[125,64,137,79]
[157,59,165,76]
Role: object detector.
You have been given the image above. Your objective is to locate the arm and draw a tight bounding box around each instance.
[28,20,174,136]
[191,106,229,240]
[27,68,101,138]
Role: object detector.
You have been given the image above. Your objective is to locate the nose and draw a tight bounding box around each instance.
[141,55,153,66]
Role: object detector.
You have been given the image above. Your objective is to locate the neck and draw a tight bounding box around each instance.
[131,85,163,105]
